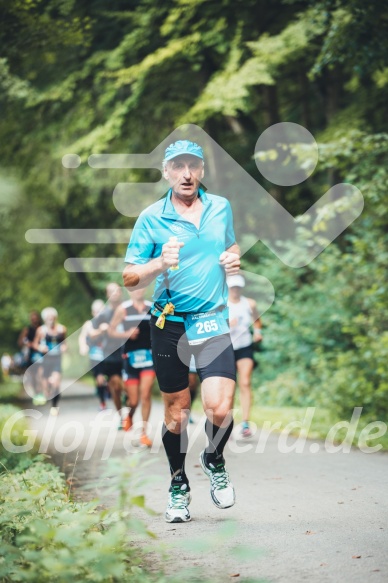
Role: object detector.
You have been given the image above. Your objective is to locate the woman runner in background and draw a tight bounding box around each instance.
[33,307,67,416]
[227,275,263,437]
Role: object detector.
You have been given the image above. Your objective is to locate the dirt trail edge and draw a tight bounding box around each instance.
[22,381,388,583]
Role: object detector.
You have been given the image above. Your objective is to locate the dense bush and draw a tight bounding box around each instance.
[0,404,35,471]
[0,380,23,403]
[246,134,388,421]
[0,457,158,583]
[0,404,160,583]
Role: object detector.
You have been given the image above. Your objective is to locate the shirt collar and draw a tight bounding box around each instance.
[161,188,209,217]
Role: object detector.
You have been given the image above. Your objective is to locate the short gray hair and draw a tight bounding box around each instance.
[162,158,205,170]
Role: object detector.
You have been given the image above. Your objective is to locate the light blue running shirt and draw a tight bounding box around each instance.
[124,189,236,313]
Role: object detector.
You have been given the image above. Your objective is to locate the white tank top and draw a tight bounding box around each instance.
[227,296,253,350]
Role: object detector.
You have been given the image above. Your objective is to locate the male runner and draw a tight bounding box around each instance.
[227,275,263,437]
[123,139,240,523]
[109,287,155,446]
[90,283,125,427]
[79,299,108,410]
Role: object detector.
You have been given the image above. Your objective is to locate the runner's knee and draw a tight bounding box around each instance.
[209,403,233,427]
[165,401,190,432]
[239,379,251,392]
[109,378,122,392]
[128,396,139,409]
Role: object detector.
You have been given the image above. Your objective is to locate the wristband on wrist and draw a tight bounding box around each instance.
[254,328,262,334]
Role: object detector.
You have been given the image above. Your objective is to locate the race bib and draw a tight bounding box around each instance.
[89,345,104,361]
[184,310,229,346]
[128,349,153,369]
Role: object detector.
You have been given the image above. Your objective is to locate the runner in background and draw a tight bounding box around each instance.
[18,310,44,404]
[1,353,12,378]
[90,283,125,428]
[32,307,67,415]
[227,275,263,438]
[109,288,155,445]
[79,299,108,410]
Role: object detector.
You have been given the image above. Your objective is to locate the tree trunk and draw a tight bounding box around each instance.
[59,242,97,299]
[56,209,97,299]
[262,84,280,127]
[261,84,283,205]
[299,69,310,129]
[325,67,341,186]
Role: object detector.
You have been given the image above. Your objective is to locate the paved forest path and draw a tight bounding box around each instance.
[23,381,388,583]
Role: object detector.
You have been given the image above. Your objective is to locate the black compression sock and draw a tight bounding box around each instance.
[52,393,60,408]
[96,384,106,404]
[162,423,189,486]
[204,419,234,465]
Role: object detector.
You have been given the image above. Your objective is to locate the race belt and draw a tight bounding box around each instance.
[151,302,228,333]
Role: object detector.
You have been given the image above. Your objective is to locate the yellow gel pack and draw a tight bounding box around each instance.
[155,302,175,329]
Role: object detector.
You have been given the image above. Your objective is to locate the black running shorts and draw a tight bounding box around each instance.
[123,357,155,382]
[90,359,105,378]
[234,344,255,362]
[101,359,123,379]
[234,344,258,370]
[42,356,61,378]
[150,315,236,393]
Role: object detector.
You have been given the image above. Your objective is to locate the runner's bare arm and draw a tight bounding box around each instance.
[17,326,28,349]
[88,320,109,339]
[123,239,184,290]
[88,326,103,339]
[248,298,263,342]
[227,243,240,256]
[108,305,139,340]
[107,304,126,337]
[78,321,90,356]
[123,259,164,289]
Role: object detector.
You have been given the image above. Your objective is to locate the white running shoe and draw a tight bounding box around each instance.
[199,450,236,509]
[165,483,191,523]
[50,406,59,416]
[32,394,47,406]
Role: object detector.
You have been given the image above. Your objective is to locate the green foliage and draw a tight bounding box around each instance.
[0,403,160,582]
[246,405,388,450]
[0,404,36,471]
[0,453,160,583]
[0,392,171,581]
[0,380,22,402]
[1,0,388,424]
[310,1,388,77]
[246,128,388,421]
